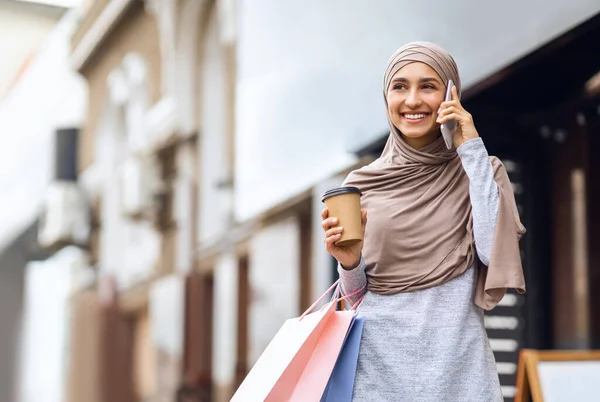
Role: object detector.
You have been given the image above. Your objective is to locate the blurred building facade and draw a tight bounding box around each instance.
[0,6,66,400]
[41,1,600,402]
[65,0,234,400]
[0,2,86,401]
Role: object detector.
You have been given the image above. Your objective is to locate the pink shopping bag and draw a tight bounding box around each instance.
[281,309,355,401]
[231,281,363,402]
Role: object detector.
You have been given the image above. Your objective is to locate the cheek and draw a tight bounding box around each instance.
[428,96,444,113]
[387,96,403,117]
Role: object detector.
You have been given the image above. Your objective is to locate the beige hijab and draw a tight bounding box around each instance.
[344,42,526,310]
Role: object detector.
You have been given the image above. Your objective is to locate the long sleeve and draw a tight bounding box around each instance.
[337,257,367,304]
[457,138,499,266]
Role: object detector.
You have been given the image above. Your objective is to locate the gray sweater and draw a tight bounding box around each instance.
[338,137,504,402]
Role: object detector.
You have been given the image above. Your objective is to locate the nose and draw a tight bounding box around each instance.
[405,88,422,108]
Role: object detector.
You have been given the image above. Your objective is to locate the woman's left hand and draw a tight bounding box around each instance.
[436,86,479,148]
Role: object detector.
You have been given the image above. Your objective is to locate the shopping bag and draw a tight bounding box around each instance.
[320,315,365,402]
[231,281,364,402]
[281,310,355,401]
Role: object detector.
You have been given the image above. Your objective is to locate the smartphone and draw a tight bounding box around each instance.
[440,79,456,150]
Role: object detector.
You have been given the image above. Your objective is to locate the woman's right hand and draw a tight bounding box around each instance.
[321,208,367,269]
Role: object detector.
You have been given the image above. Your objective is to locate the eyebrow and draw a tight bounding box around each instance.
[391,77,442,85]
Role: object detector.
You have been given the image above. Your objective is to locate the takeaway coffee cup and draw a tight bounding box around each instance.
[321,186,363,247]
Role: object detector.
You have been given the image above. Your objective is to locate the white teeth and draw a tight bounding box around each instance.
[404,114,426,120]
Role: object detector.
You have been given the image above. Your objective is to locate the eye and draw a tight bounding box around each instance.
[393,84,407,91]
[422,84,436,90]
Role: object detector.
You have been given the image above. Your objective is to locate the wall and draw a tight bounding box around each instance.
[198,3,231,246]
[212,252,238,401]
[77,3,164,288]
[17,246,85,402]
[0,230,30,402]
[0,10,86,253]
[0,8,85,402]
[248,217,300,364]
[149,274,185,400]
[78,0,161,171]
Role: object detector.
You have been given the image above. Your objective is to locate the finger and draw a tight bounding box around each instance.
[325,233,342,247]
[437,113,460,124]
[438,100,462,112]
[321,208,328,220]
[325,226,343,238]
[438,107,468,123]
[437,105,459,118]
[321,217,338,230]
[451,85,459,101]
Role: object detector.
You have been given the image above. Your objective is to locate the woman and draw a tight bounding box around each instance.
[321,42,525,401]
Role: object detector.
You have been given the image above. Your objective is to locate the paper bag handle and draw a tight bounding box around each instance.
[300,281,366,320]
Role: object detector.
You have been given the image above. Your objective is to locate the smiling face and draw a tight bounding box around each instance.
[386,62,446,149]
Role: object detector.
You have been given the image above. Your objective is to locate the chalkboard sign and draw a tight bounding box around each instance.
[515,349,600,402]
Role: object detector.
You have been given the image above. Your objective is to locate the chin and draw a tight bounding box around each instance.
[398,127,432,139]
[401,130,429,139]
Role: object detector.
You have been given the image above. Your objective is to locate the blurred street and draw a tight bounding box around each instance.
[1,1,600,401]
